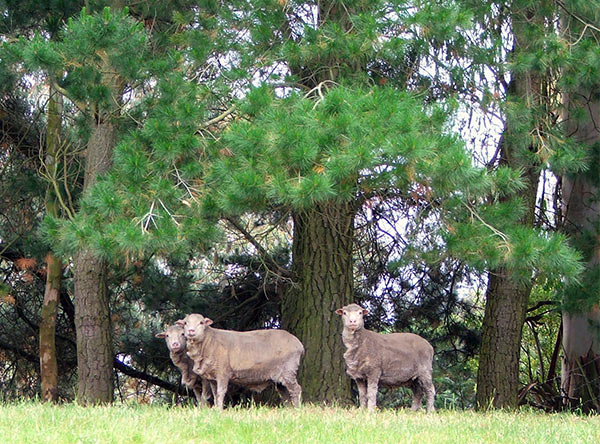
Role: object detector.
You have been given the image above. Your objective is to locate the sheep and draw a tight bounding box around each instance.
[155,322,214,406]
[336,303,436,412]
[177,313,304,410]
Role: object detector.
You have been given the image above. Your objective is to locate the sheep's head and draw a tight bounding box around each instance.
[177,313,213,342]
[155,323,187,353]
[336,304,368,331]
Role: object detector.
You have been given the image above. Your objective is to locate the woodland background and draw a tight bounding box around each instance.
[0,0,598,412]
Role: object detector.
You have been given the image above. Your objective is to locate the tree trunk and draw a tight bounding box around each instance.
[476,161,538,410]
[477,269,534,409]
[476,6,543,410]
[39,86,63,402]
[73,120,116,404]
[282,201,354,405]
[560,91,600,413]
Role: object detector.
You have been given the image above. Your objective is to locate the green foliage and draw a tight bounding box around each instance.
[44,71,221,258]
[2,0,595,409]
[213,85,463,211]
[6,5,152,122]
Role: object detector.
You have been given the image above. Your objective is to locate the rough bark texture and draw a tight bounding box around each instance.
[73,121,116,404]
[561,89,600,413]
[39,86,62,403]
[477,268,534,409]
[476,7,542,410]
[282,202,354,404]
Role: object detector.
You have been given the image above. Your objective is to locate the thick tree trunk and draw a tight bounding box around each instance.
[476,7,542,410]
[73,121,116,404]
[561,91,600,413]
[282,202,354,405]
[39,86,62,402]
[477,270,533,409]
[476,163,538,410]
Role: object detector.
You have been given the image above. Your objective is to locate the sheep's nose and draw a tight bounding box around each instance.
[187,329,196,336]
[172,342,180,348]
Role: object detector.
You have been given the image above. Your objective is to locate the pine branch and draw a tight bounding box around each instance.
[50,80,88,114]
[555,1,600,37]
[0,339,40,368]
[198,105,236,131]
[113,357,192,397]
[224,216,290,279]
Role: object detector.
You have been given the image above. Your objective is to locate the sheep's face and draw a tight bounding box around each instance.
[336,304,368,331]
[178,313,213,342]
[155,324,187,353]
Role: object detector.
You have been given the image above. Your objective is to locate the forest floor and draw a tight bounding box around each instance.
[0,402,599,443]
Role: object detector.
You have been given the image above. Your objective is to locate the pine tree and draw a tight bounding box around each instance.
[477,1,549,411]
[59,1,582,404]
[17,5,152,404]
[1,0,85,403]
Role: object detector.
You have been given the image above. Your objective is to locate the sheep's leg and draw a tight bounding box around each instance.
[276,384,292,405]
[366,376,379,411]
[281,377,302,408]
[192,384,207,406]
[210,380,217,405]
[355,379,367,408]
[424,377,435,413]
[409,380,423,411]
[214,378,228,410]
[422,374,436,413]
[200,378,212,407]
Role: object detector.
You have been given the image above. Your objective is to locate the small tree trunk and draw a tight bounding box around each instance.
[282,202,354,404]
[73,120,116,404]
[39,86,62,402]
[40,254,62,402]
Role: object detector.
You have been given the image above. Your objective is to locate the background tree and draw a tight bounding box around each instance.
[1,0,85,402]
[14,3,184,403]
[62,0,581,405]
[476,1,549,410]
[559,2,600,413]
[0,0,592,409]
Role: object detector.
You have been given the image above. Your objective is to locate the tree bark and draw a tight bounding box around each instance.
[40,255,62,402]
[73,120,116,404]
[39,85,62,403]
[476,6,542,410]
[477,268,534,409]
[560,90,600,413]
[282,202,354,405]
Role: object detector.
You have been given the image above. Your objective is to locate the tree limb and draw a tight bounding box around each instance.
[113,357,192,397]
[50,80,88,114]
[224,216,291,279]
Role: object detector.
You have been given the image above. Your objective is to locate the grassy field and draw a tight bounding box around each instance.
[0,403,599,444]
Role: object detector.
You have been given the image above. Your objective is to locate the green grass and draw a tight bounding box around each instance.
[0,403,599,444]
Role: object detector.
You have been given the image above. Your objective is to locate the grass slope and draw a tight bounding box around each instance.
[0,403,599,444]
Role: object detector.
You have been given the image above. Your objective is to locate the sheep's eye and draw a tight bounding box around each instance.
[343,311,347,315]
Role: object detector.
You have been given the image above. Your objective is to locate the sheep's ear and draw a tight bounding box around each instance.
[204,318,213,326]
[155,332,166,338]
[175,319,185,327]
[335,308,344,315]
[362,309,369,316]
